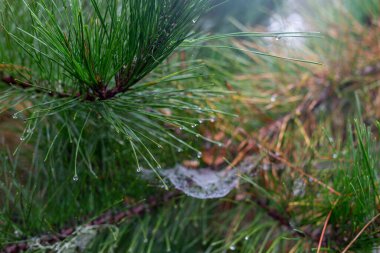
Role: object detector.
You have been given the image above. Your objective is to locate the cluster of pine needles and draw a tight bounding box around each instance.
[1,0,380,252]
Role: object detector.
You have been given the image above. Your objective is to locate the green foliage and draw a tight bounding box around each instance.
[6,0,209,91]
[328,121,380,251]
[1,0,380,252]
[0,0,231,179]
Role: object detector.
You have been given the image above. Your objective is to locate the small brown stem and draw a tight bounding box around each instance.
[1,75,127,101]
[341,213,380,253]
[317,209,333,253]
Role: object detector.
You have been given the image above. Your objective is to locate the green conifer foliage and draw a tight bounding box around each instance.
[1,1,380,252]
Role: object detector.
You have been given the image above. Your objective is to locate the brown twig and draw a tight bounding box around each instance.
[317,208,334,253]
[253,197,292,228]
[1,75,73,99]
[1,74,127,101]
[251,196,317,242]
[341,213,380,253]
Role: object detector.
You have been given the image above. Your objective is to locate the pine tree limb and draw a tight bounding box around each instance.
[1,192,179,253]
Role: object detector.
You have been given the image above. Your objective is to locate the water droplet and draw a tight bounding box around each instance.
[196,134,200,138]
[157,165,162,169]
[192,19,197,24]
[198,119,203,124]
[275,35,281,41]
[26,128,33,134]
[218,143,223,147]
[210,117,216,123]
[12,114,18,119]
[329,137,334,143]
[20,136,25,141]
[191,124,197,128]
[73,175,79,181]
[245,236,249,240]
[332,154,338,159]
[197,152,202,158]
[229,245,236,251]
[179,126,184,131]
[177,148,183,153]
[270,95,277,102]
[137,167,142,173]
[157,144,163,149]
[14,230,21,237]
[144,238,148,243]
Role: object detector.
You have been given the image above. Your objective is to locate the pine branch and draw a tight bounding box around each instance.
[1,192,179,253]
[3,0,210,101]
[0,73,122,101]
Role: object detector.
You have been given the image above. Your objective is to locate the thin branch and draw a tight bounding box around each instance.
[0,74,123,101]
[1,75,73,99]
[317,207,334,253]
[251,195,317,243]
[341,213,380,253]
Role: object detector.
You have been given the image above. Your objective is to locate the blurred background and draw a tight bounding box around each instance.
[201,0,281,32]
[1,0,380,252]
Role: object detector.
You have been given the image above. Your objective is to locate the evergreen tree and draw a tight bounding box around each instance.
[1,0,380,252]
